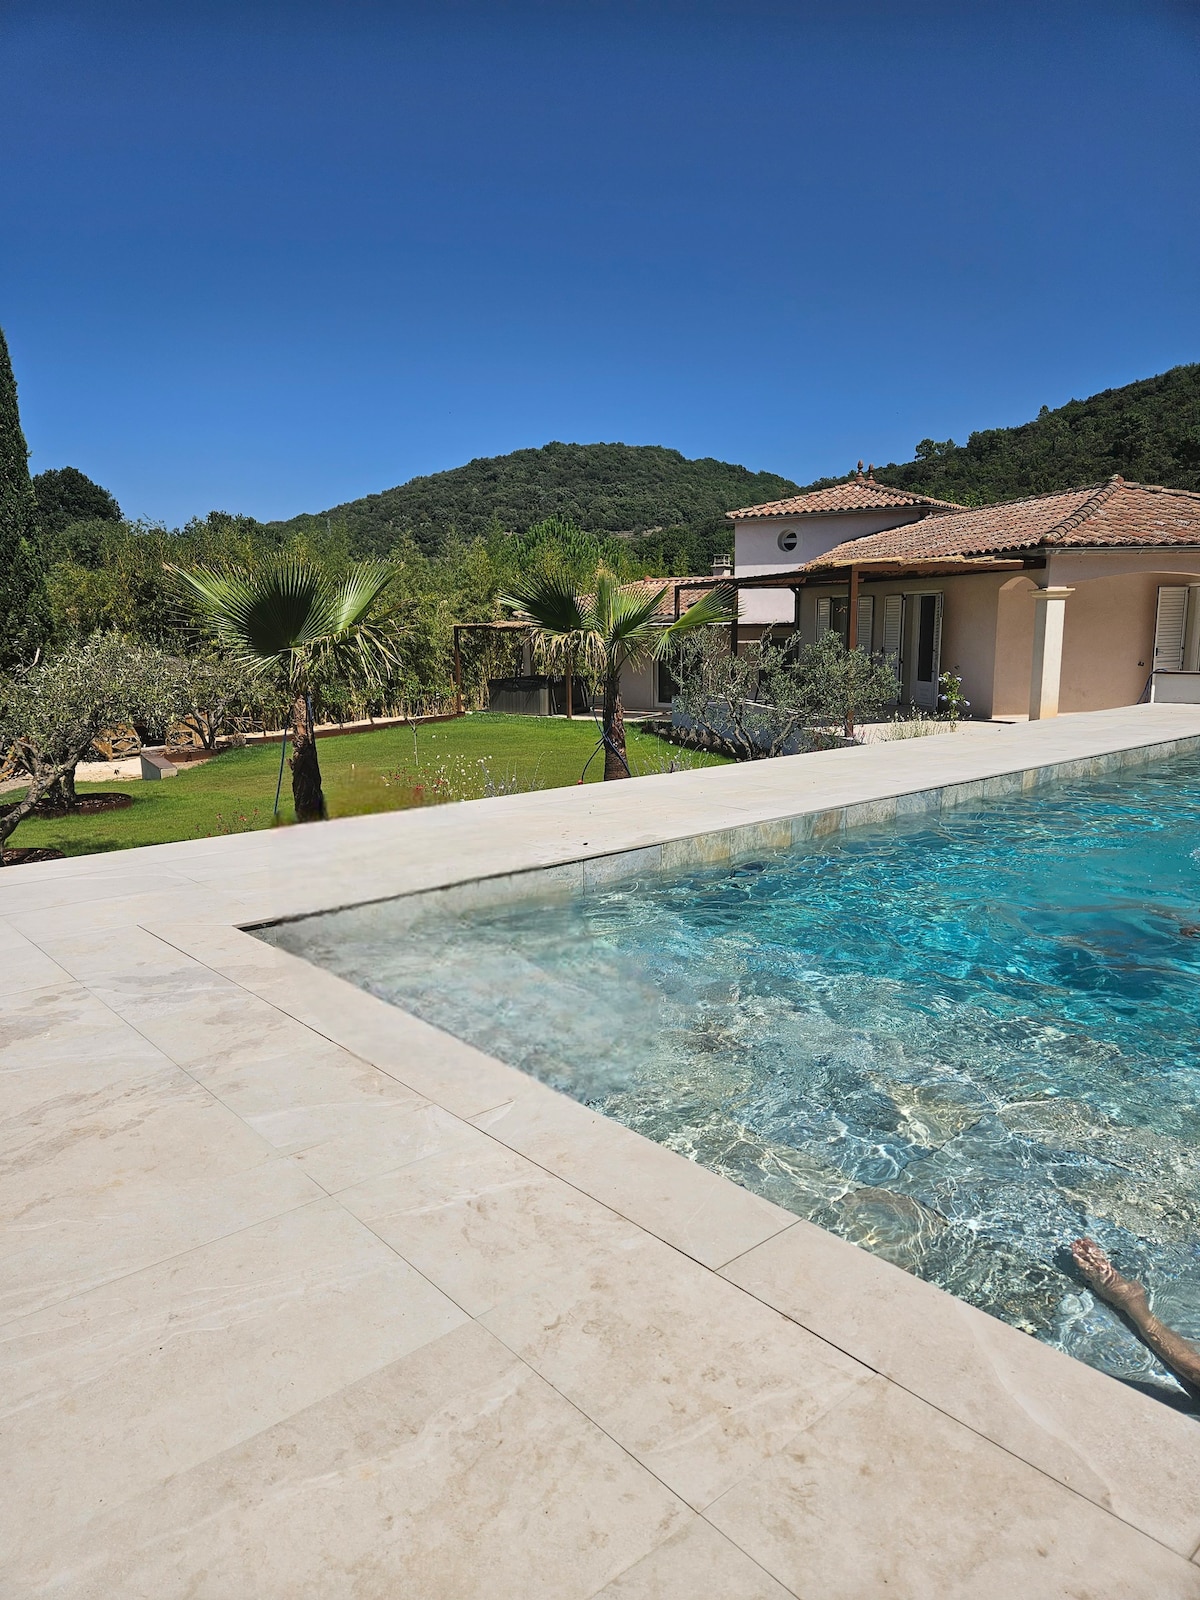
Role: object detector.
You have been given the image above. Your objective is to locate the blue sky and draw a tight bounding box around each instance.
[2,0,1198,526]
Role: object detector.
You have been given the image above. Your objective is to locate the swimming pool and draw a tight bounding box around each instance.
[262,756,1200,1402]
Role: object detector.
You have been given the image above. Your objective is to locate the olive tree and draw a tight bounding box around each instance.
[167,649,286,751]
[0,634,177,861]
[670,630,900,759]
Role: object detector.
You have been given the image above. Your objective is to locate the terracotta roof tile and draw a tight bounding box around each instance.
[728,480,965,520]
[808,479,1200,567]
[589,577,717,619]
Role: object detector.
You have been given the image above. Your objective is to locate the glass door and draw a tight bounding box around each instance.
[910,592,943,709]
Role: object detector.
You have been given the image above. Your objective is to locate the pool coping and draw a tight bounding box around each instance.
[248,721,1200,929]
[7,703,1200,1592]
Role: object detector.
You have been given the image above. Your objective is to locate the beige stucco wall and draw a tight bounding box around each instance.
[619,658,667,714]
[991,577,1036,716]
[797,574,1007,715]
[751,547,1200,720]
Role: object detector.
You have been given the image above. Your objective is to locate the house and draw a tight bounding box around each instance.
[730,475,1200,719]
[726,468,964,633]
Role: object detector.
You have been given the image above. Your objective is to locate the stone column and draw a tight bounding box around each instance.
[1028,586,1074,720]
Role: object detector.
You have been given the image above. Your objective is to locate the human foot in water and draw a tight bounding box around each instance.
[1071,1237,1200,1394]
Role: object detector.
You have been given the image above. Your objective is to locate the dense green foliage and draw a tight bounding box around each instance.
[33,466,121,533]
[0,327,51,668]
[41,511,712,718]
[265,441,798,569]
[0,634,181,855]
[806,364,1200,506]
[7,715,728,857]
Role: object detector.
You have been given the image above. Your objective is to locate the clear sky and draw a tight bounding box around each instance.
[2,0,1198,527]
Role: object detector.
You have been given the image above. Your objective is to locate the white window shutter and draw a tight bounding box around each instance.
[1154,586,1188,671]
[882,594,903,663]
[816,597,831,638]
[856,594,874,651]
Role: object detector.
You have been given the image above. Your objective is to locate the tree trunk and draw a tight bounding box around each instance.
[43,766,78,812]
[289,692,327,821]
[602,673,630,780]
[0,757,62,863]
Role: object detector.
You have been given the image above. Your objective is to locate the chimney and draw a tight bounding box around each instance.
[711,553,734,578]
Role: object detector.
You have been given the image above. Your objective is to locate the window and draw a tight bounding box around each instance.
[777,528,798,553]
[657,658,680,704]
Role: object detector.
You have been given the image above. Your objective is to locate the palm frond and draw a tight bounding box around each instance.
[169,558,401,688]
[651,584,736,658]
[500,573,594,635]
[327,562,400,632]
[609,583,670,644]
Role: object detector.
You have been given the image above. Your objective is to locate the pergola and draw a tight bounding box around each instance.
[452,619,591,719]
[727,556,1032,652]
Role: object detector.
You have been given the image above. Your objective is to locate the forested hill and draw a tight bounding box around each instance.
[266,442,799,565]
[814,364,1200,505]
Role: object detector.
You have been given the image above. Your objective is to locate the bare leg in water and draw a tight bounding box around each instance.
[1072,1238,1200,1395]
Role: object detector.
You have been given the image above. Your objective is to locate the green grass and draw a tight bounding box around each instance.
[7,714,729,859]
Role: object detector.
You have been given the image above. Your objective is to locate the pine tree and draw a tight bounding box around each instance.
[0,326,51,669]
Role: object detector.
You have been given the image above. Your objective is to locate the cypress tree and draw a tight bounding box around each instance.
[0,326,51,669]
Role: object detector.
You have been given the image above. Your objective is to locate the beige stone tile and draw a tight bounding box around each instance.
[474,1089,794,1269]
[289,1096,481,1194]
[0,980,162,1073]
[0,923,70,996]
[481,1229,870,1509]
[12,1321,689,1600]
[721,1219,1200,1557]
[593,1518,794,1599]
[177,1026,478,1190]
[31,924,209,982]
[0,1199,467,1561]
[0,1057,269,1209]
[6,885,247,943]
[0,1150,318,1325]
[340,1132,642,1315]
[706,1376,1200,1600]
[211,951,539,1118]
[0,866,193,919]
[86,966,321,1071]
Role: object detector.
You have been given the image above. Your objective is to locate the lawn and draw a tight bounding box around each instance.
[6,714,730,859]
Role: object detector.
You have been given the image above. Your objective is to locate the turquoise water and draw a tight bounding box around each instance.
[264,758,1200,1404]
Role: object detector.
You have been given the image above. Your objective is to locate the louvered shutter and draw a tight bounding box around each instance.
[816,597,831,638]
[1154,586,1188,672]
[855,594,874,651]
[882,594,903,665]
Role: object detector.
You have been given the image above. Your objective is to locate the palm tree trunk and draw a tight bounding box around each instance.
[602,672,630,780]
[289,692,327,821]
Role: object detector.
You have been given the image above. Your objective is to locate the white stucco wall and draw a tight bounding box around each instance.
[733,509,930,626]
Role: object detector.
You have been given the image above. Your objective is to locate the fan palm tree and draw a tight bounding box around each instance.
[501,571,735,779]
[171,558,400,821]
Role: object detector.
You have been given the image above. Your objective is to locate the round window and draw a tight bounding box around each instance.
[777,528,798,552]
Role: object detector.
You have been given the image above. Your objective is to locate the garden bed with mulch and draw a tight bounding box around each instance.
[0,791,135,822]
[1,846,66,866]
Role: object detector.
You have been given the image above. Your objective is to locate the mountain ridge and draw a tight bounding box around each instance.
[264,364,1200,567]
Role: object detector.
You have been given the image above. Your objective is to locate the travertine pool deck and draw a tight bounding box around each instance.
[5,704,1200,1598]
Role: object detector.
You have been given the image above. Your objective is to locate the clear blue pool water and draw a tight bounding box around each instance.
[264,758,1200,1403]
